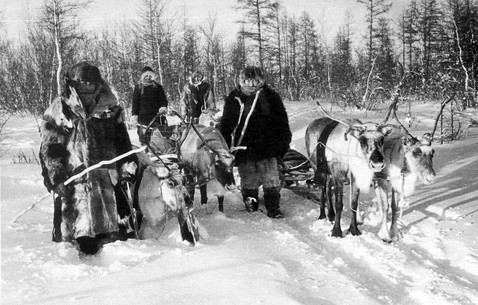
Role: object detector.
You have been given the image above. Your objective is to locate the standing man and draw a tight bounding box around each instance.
[180,70,216,123]
[39,62,137,254]
[130,66,168,146]
[219,66,291,218]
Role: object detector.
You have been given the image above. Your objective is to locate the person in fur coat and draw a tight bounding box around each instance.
[39,62,138,254]
[180,70,216,123]
[219,66,291,218]
[130,66,169,147]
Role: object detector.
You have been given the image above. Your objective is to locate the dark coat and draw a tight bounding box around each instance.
[219,85,291,163]
[40,88,136,241]
[132,82,168,125]
[180,81,215,121]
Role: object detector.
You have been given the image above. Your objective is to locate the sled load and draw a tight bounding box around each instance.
[280,149,315,186]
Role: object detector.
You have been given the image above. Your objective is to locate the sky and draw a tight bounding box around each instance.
[0,0,410,44]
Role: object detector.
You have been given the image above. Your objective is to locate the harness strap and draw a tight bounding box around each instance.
[315,120,339,181]
[237,90,261,148]
[231,90,261,151]
[231,97,244,150]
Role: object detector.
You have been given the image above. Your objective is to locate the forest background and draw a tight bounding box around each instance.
[0,0,477,118]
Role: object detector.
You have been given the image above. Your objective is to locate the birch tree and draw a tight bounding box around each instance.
[40,0,89,97]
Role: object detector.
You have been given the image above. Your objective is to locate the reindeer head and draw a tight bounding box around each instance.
[149,164,185,212]
[347,121,393,173]
[402,134,436,185]
[211,149,235,190]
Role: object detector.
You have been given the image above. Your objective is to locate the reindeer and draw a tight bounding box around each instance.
[133,152,202,243]
[178,125,235,213]
[305,113,393,238]
[373,119,436,242]
[198,108,222,127]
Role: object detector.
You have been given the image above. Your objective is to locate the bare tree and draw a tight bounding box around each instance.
[137,0,172,84]
[236,0,276,68]
[357,0,392,65]
[200,13,224,103]
[40,0,89,96]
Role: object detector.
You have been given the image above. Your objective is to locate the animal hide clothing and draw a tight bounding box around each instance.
[219,84,291,164]
[40,93,136,242]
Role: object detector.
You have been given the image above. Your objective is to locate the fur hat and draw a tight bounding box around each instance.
[141,70,157,83]
[238,66,265,95]
[67,62,102,84]
[141,66,153,74]
[190,70,204,86]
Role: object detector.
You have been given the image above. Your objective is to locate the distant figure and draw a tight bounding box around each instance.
[39,62,138,254]
[219,66,292,219]
[180,70,216,123]
[422,133,433,146]
[404,112,413,127]
[130,66,168,146]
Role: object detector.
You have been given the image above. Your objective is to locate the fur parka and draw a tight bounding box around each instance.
[132,80,168,126]
[180,79,215,121]
[219,84,291,163]
[40,80,136,242]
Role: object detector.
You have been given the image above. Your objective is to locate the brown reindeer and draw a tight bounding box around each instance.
[305,116,393,237]
[179,125,235,213]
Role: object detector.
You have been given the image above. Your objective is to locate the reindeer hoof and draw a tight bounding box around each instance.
[331,228,343,238]
[390,230,403,242]
[348,226,362,236]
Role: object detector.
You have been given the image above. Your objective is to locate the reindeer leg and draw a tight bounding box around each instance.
[217,195,224,213]
[327,177,335,222]
[355,203,363,225]
[390,189,402,241]
[375,180,392,242]
[348,186,362,236]
[200,184,208,205]
[318,182,327,220]
[331,180,344,238]
[184,170,196,202]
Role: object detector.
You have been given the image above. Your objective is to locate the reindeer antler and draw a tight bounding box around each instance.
[392,108,419,144]
[316,101,356,128]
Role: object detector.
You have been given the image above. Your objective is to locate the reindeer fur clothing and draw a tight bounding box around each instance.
[40,81,136,242]
[220,84,292,163]
[132,79,168,126]
[180,78,215,121]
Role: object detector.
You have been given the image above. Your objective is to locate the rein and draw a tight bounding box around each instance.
[170,109,223,159]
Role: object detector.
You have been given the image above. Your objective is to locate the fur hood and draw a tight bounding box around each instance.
[141,71,157,85]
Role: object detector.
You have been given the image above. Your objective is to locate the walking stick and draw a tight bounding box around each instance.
[11,193,52,223]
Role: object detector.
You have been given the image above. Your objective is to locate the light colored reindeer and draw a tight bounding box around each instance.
[373,126,436,242]
[305,111,394,238]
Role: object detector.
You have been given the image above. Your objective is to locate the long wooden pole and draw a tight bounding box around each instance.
[12,147,147,223]
[64,146,146,185]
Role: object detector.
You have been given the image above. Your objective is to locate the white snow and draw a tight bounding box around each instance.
[2,100,478,305]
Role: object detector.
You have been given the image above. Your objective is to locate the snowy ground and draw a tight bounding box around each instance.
[1,100,478,305]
